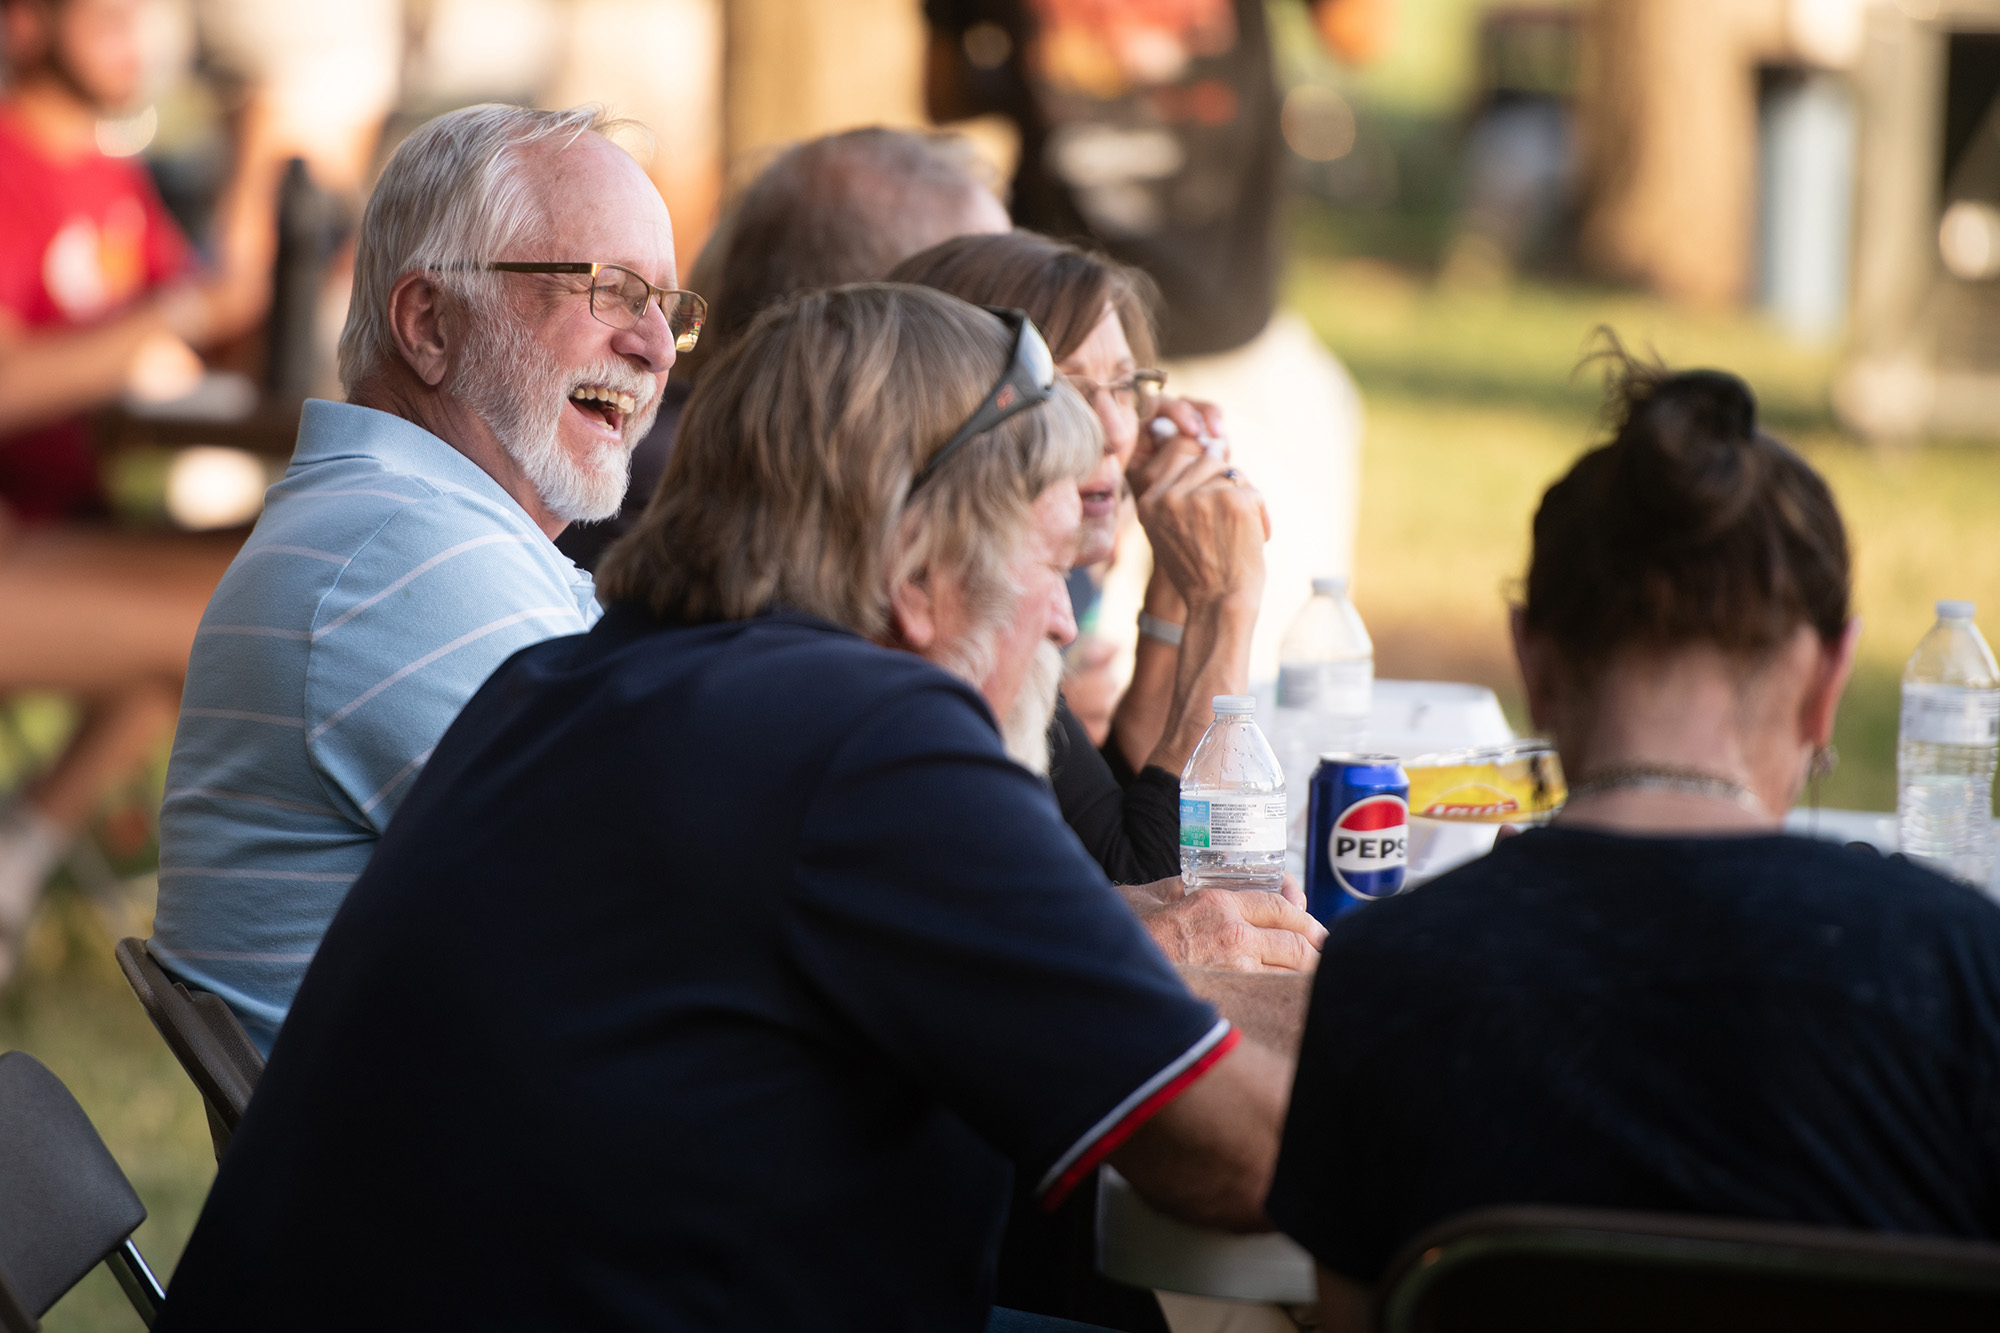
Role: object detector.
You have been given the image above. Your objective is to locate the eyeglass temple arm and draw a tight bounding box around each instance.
[482,261,597,274]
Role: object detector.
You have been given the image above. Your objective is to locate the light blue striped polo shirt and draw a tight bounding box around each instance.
[153,399,600,1051]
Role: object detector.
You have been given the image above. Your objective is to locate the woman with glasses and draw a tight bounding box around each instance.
[891,232,1270,892]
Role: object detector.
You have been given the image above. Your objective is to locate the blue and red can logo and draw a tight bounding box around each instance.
[1307,755,1410,923]
[1330,795,1408,899]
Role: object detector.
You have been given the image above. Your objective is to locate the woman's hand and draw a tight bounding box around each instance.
[1129,398,1269,611]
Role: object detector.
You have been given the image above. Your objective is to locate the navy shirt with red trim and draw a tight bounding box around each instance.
[156,603,1229,1333]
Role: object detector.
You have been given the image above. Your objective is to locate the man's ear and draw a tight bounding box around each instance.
[887,574,937,652]
[386,271,451,387]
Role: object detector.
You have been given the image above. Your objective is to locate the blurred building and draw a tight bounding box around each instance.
[1562,0,2000,439]
[1574,0,1865,317]
[1840,0,2000,439]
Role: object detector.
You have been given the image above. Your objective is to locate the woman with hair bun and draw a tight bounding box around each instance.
[1263,348,2000,1326]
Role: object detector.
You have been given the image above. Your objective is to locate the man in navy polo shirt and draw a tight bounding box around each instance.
[157,286,1293,1333]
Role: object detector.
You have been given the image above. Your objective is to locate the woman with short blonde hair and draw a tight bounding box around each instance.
[599,282,1098,708]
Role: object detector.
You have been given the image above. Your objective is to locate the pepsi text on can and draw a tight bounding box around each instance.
[1306,755,1410,923]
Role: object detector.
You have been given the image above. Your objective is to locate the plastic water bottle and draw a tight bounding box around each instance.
[1180,696,1287,892]
[1277,576,1374,754]
[1898,599,2000,888]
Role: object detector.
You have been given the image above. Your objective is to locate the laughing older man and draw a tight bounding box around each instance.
[152,104,700,1051]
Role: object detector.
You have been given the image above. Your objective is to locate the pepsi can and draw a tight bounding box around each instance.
[1306,755,1410,924]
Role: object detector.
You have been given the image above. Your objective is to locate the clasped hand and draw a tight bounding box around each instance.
[1120,874,1326,972]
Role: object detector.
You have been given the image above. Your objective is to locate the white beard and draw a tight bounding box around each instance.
[930,625,1061,776]
[1000,640,1065,778]
[452,317,658,524]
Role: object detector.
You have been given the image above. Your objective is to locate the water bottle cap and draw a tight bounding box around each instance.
[1939,599,1977,620]
[1311,576,1349,597]
[1212,694,1256,715]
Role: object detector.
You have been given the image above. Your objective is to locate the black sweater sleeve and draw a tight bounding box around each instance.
[1047,697,1182,885]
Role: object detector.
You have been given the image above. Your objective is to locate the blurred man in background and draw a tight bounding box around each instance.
[0,0,278,980]
[151,103,686,1051]
[925,0,1390,684]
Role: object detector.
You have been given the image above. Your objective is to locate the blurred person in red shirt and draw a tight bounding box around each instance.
[0,0,276,980]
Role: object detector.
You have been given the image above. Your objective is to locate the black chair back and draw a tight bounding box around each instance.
[0,1051,164,1330]
[113,939,264,1161]
[1377,1205,2000,1333]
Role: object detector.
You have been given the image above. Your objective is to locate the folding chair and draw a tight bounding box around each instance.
[0,1051,165,1331]
[113,938,264,1161]
[1376,1204,2000,1333]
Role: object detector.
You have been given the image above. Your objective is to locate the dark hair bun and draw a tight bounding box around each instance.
[1522,338,1849,673]
[1609,366,1769,543]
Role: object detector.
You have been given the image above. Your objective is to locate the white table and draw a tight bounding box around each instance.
[1096,1167,1317,1304]
[1783,806,2000,896]
[1783,807,1899,853]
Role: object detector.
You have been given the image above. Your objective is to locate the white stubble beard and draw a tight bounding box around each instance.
[451,316,661,524]
[1000,640,1065,778]
[930,623,1063,776]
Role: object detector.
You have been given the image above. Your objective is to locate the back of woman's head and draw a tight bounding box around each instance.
[597,283,1098,637]
[886,230,1160,366]
[1523,343,1850,680]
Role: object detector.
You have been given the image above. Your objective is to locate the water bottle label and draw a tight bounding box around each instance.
[1277,662,1372,714]
[1180,795,1288,851]
[1901,683,2000,746]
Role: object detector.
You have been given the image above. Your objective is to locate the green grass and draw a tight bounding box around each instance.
[0,893,213,1333]
[1,706,208,1333]
[1285,243,2000,815]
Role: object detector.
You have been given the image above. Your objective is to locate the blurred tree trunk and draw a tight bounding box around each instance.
[722,0,929,182]
[1576,0,1789,307]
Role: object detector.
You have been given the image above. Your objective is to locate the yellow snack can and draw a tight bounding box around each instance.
[1403,741,1566,825]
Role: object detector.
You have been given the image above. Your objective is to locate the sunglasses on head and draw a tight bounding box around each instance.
[907,306,1058,495]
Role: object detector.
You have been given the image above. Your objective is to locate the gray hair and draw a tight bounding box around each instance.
[336,103,616,393]
[597,283,1098,644]
[693,127,1001,358]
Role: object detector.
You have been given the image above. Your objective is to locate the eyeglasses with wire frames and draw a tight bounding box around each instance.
[1066,368,1167,420]
[481,262,707,353]
[908,306,1058,495]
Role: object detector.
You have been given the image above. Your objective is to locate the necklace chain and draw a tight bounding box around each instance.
[1565,764,1768,818]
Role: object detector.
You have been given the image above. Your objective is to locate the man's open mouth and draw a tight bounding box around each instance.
[568,384,638,436]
